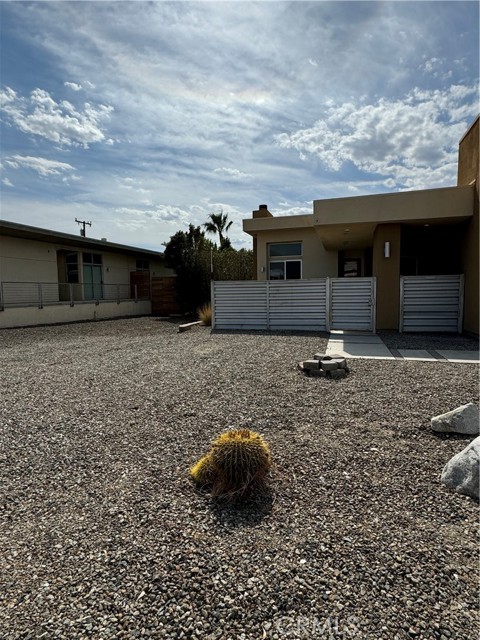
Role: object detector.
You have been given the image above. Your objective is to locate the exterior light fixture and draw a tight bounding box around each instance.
[384,241,391,258]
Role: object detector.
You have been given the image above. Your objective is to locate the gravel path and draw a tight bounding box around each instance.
[1,318,478,640]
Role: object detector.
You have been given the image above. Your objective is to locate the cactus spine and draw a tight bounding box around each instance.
[190,429,272,499]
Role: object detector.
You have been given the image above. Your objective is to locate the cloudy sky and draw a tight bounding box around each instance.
[1,1,478,251]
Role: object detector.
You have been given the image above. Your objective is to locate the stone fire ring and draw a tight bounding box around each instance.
[298,353,349,379]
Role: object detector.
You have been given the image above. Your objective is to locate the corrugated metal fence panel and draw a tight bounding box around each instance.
[401,275,463,332]
[212,279,328,331]
[213,281,268,329]
[268,280,327,330]
[330,278,375,331]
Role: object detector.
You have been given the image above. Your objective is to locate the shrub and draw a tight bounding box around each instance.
[190,429,272,500]
[198,303,212,326]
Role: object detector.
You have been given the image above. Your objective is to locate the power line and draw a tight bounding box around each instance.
[75,218,92,237]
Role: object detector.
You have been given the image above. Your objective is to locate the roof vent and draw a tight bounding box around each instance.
[101,237,107,242]
[259,204,268,209]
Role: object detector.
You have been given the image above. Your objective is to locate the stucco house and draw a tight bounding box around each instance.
[240,116,479,335]
[0,221,173,328]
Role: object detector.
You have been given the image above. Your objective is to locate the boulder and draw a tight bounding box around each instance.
[441,436,480,500]
[431,403,480,435]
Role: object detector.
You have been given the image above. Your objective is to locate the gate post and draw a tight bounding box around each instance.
[399,277,404,333]
[211,280,215,330]
[266,280,270,330]
[325,278,331,332]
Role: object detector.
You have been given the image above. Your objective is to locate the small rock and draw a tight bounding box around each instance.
[320,360,338,371]
[431,403,480,435]
[302,359,320,371]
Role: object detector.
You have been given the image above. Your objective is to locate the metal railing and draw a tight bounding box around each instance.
[0,281,150,310]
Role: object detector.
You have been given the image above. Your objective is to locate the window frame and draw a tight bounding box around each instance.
[268,242,302,280]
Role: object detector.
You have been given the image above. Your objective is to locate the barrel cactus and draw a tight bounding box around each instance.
[190,429,272,500]
[190,454,216,486]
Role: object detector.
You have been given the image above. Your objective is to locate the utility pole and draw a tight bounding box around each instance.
[75,218,92,237]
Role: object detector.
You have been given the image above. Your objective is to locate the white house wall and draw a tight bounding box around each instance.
[0,300,152,329]
[0,236,58,282]
[0,236,171,285]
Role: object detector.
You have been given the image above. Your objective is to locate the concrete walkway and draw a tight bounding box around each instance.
[326,331,479,363]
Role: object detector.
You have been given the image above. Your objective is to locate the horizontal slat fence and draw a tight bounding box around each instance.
[212,279,327,331]
[400,275,464,333]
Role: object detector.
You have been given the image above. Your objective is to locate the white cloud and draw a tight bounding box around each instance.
[64,81,82,91]
[0,86,113,147]
[275,85,478,190]
[214,167,252,180]
[2,177,14,187]
[4,155,75,177]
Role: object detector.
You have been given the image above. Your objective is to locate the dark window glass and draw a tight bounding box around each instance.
[285,261,301,279]
[136,259,150,271]
[269,261,285,280]
[269,242,302,257]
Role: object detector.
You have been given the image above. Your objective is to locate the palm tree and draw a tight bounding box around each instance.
[203,210,233,249]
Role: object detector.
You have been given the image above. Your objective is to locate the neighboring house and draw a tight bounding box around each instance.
[0,220,173,328]
[241,116,479,334]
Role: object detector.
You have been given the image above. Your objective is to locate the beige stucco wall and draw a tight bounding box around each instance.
[253,227,338,280]
[458,116,479,335]
[314,184,474,226]
[373,224,401,330]
[0,300,152,330]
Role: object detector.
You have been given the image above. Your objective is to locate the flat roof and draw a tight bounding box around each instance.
[0,220,165,259]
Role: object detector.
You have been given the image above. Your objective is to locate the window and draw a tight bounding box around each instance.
[82,253,103,300]
[136,258,150,271]
[269,242,302,257]
[268,243,302,280]
[65,252,79,283]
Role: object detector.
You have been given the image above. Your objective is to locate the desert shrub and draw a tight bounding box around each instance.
[190,429,272,500]
[198,302,212,326]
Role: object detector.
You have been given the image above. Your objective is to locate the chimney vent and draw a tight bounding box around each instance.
[259,204,268,209]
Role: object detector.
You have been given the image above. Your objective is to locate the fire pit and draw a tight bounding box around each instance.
[298,353,349,379]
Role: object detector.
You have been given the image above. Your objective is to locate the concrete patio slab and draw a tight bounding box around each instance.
[326,341,395,359]
[398,349,437,361]
[437,350,480,364]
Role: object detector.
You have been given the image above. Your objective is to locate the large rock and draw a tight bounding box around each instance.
[441,437,480,500]
[431,403,480,435]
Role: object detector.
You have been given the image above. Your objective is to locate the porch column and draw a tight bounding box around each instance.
[373,223,401,330]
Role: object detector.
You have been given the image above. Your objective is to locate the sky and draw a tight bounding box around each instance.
[1,1,479,252]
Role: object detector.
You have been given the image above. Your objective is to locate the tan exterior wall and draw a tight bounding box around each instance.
[314,184,474,226]
[458,117,479,335]
[373,224,401,330]
[253,227,337,280]
[0,300,151,330]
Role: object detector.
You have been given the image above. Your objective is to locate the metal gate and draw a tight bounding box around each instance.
[328,278,376,332]
[399,275,464,333]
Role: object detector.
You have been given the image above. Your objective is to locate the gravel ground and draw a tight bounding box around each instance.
[1,317,479,640]
[379,331,479,352]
